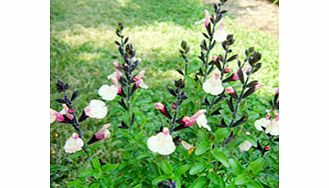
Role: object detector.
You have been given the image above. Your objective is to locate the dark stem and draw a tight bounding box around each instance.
[170,94,182,131]
[202,30,215,83]
[229,76,250,127]
[64,92,91,157]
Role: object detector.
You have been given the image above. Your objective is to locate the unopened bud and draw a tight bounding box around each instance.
[67,108,74,114]
[264,145,271,151]
[232,73,239,81]
[212,55,218,62]
[155,102,165,111]
[224,67,231,73]
[225,87,235,94]
[113,61,120,69]
[255,83,262,90]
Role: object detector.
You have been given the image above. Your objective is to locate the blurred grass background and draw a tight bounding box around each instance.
[50,0,278,186]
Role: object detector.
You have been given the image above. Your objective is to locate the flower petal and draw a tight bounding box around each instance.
[98,84,119,101]
[64,133,84,153]
[254,118,271,131]
[147,132,176,155]
[239,140,252,152]
[85,100,108,119]
[50,109,57,124]
[265,120,279,136]
[203,77,224,95]
[139,80,148,89]
[214,29,228,42]
[196,114,211,131]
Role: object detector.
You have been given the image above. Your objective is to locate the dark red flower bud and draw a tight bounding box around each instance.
[264,145,270,151]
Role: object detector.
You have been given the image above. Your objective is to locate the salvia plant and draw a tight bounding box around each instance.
[50,0,279,187]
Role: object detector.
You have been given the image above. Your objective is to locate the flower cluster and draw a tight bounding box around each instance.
[147,77,212,155]
[50,81,110,154]
[98,23,148,129]
[254,88,280,136]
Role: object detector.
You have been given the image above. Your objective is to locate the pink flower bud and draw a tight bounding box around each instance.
[232,73,239,81]
[55,113,65,122]
[275,88,279,95]
[182,116,194,127]
[264,145,271,151]
[162,127,170,136]
[155,102,165,111]
[67,108,74,114]
[113,61,120,69]
[224,67,231,73]
[225,87,235,94]
[72,133,80,139]
[204,10,210,27]
[155,102,171,119]
[95,124,111,140]
[266,113,271,120]
[255,83,262,90]
[115,68,121,80]
[172,103,177,109]
[65,113,74,120]
[135,79,142,88]
[117,86,122,94]
[212,55,218,62]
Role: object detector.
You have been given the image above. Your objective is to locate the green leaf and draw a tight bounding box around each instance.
[212,148,230,168]
[246,180,264,188]
[229,159,243,175]
[187,63,201,74]
[93,168,102,179]
[248,158,265,174]
[175,178,182,188]
[159,160,173,175]
[235,174,248,185]
[102,163,116,172]
[195,140,210,156]
[90,183,100,188]
[214,128,230,142]
[152,175,169,186]
[190,176,207,188]
[209,172,225,187]
[174,164,191,177]
[91,158,101,170]
[189,163,206,175]
[79,168,93,178]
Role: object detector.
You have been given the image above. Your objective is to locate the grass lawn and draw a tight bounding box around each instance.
[50,0,278,186]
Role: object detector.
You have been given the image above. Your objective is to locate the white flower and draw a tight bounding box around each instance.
[254,118,271,131]
[107,71,118,80]
[181,140,194,151]
[147,127,176,155]
[181,140,195,154]
[64,133,84,154]
[50,109,57,124]
[84,100,108,119]
[239,140,253,152]
[202,70,224,95]
[213,23,228,42]
[138,79,148,89]
[265,119,279,136]
[95,124,111,140]
[98,84,119,101]
[196,114,211,131]
[134,70,148,89]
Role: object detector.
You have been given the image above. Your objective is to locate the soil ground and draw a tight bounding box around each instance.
[205,0,279,37]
